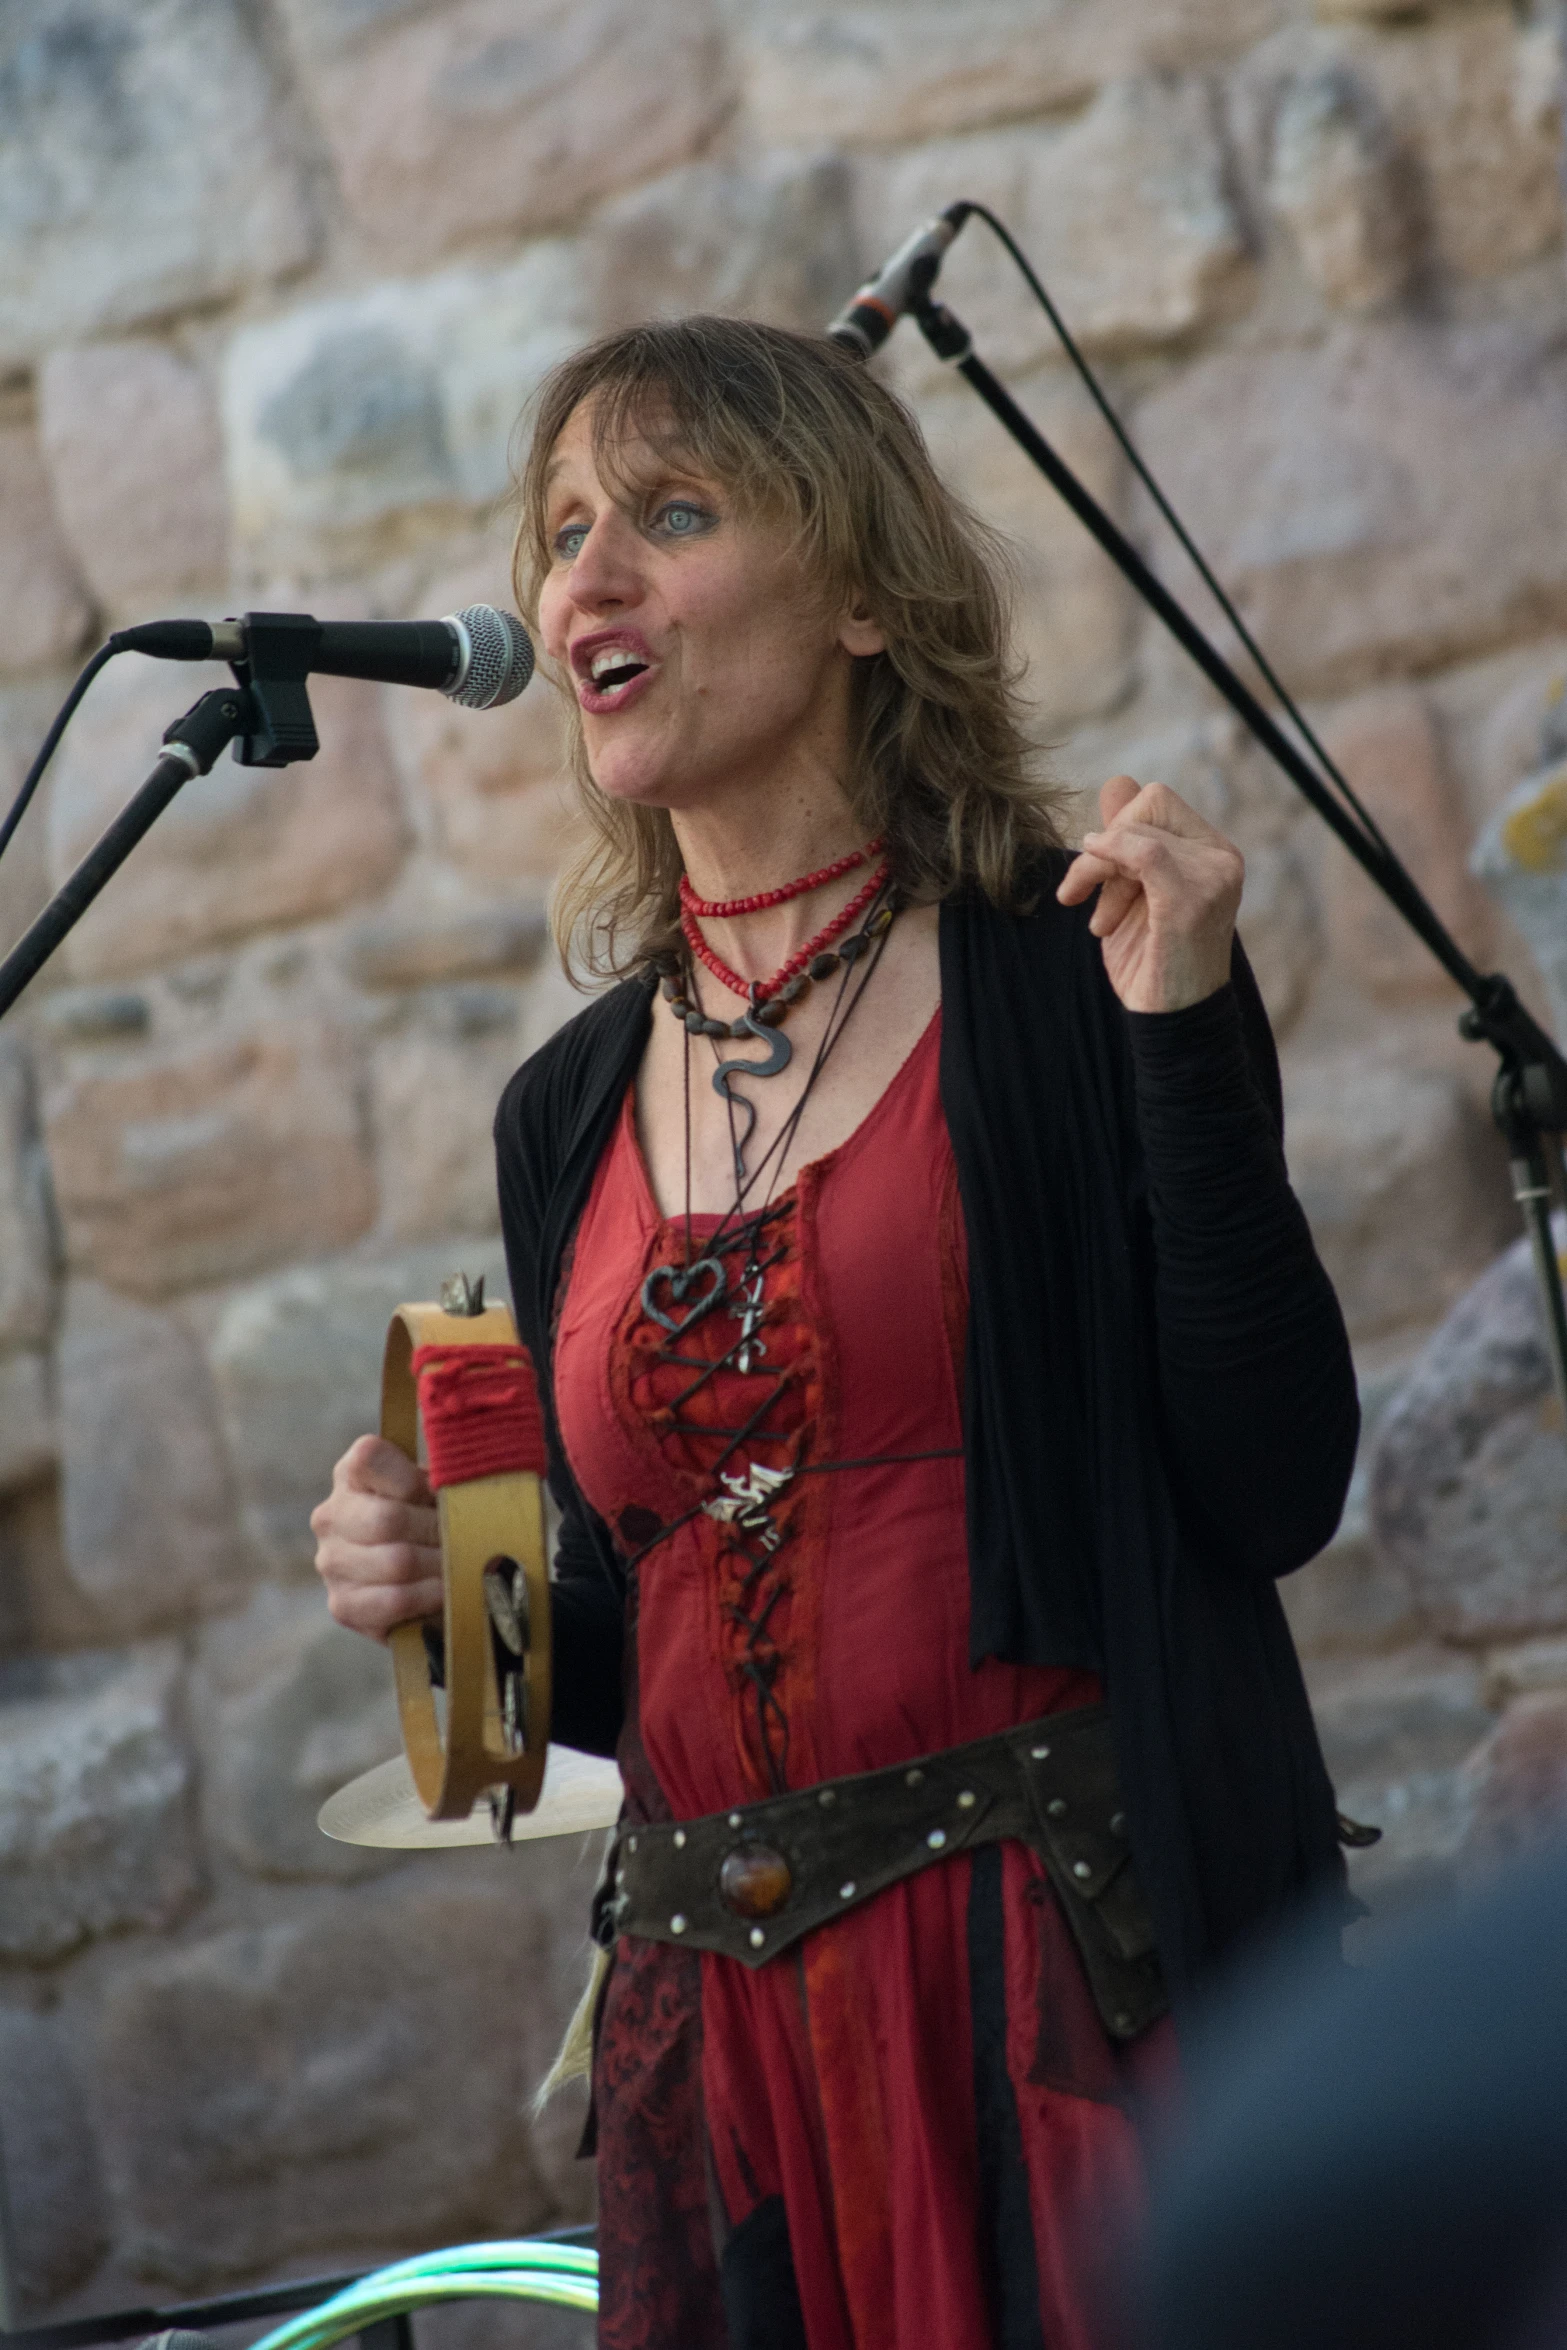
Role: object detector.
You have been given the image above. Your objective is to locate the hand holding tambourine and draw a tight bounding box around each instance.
[314,1274,556,1840]
[376,1271,552,1833]
[313,1273,625,1849]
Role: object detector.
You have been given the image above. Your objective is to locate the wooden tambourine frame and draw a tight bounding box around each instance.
[381,1298,552,1824]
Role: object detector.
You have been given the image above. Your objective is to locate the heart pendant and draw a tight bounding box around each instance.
[641,1256,728,1334]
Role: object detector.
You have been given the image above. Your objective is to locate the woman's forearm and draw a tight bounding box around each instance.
[1126,986,1359,1576]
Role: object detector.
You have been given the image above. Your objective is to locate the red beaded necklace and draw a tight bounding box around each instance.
[679,835,884,921]
[681,858,891,1005]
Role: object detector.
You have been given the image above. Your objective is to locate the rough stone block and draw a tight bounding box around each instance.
[58,1279,247,1636]
[193,1585,405,1881]
[386,553,580,882]
[1133,320,1567,697]
[222,250,589,571]
[343,902,548,990]
[38,340,229,614]
[912,372,1135,732]
[1457,1693,1567,1876]
[0,704,55,989]
[0,420,93,677]
[1267,61,1410,310]
[1310,1648,1492,1795]
[1247,11,1562,286]
[1463,648,1567,821]
[0,1349,55,1499]
[277,0,729,265]
[1353,7,1564,284]
[36,988,152,1047]
[1318,687,1493,1001]
[1370,1230,1567,1642]
[1472,757,1567,1042]
[88,1851,592,2284]
[0,1643,197,1962]
[1280,1351,1425,1657]
[43,1021,377,1298]
[735,0,1289,148]
[1484,1637,1567,1712]
[0,2006,110,2311]
[1306,1647,1493,1914]
[0,0,316,367]
[1282,1530,1425,1660]
[0,1035,58,1347]
[1235,838,1321,1040]
[1282,1053,1514,1339]
[591,154,859,334]
[405,679,578,880]
[370,1020,521,1242]
[865,80,1250,382]
[208,1240,511,1574]
[48,660,407,981]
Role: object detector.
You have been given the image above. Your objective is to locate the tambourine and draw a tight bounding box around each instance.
[381,1271,552,1837]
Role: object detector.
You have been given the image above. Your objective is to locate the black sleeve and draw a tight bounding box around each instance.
[547,1475,626,1758]
[493,1016,636,1764]
[1125,966,1359,1577]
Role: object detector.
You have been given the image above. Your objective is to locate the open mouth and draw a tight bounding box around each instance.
[584,645,651,701]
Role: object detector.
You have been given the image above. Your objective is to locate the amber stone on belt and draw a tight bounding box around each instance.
[719,1842,793,1919]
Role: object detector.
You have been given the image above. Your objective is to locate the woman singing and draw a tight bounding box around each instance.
[313,318,1358,2350]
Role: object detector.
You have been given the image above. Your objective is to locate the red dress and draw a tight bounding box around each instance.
[554,1013,1164,2350]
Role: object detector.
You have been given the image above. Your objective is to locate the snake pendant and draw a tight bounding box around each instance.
[712,1011,793,1189]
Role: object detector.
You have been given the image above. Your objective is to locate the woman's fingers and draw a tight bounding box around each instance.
[1098,771,1141,827]
[339,1431,434,1506]
[1081,822,1237,895]
[1056,847,1118,905]
[320,1557,445,1641]
[1087,873,1142,938]
[313,1510,443,1638]
[317,1481,439,1552]
[1058,775,1244,1011]
[312,1431,443,1641]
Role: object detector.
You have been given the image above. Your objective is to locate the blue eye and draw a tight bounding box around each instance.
[554,523,588,560]
[656,500,709,537]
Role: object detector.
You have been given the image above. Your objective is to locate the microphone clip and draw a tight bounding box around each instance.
[226,612,323,768]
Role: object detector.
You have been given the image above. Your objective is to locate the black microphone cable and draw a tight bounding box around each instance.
[941,202,1403,883]
[0,636,123,871]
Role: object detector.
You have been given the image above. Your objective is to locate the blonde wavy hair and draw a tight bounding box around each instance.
[511,316,1066,981]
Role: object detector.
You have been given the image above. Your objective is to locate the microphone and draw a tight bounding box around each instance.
[827,204,971,358]
[109,604,535,710]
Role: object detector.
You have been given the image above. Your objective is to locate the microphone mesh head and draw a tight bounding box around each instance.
[445,605,535,708]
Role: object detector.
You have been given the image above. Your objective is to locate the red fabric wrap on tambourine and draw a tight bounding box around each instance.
[409,1342,547,1490]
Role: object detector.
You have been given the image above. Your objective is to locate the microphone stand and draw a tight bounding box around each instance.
[909,294,1567,1431]
[0,615,326,1020]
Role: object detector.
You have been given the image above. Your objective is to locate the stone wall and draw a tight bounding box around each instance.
[2,0,1566,2324]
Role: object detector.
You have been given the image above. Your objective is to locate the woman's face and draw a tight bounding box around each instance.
[537,401,885,818]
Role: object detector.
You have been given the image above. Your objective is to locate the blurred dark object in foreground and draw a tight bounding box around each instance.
[1139,1850,1567,2350]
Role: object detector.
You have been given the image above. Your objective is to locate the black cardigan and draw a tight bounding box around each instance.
[494,868,1359,2003]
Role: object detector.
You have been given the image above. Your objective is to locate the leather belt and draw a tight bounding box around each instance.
[603,1705,1167,2042]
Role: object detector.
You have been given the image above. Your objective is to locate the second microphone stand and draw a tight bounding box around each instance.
[909,293,1567,1429]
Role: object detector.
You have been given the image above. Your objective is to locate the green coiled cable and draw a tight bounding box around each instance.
[247,2240,598,2350]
